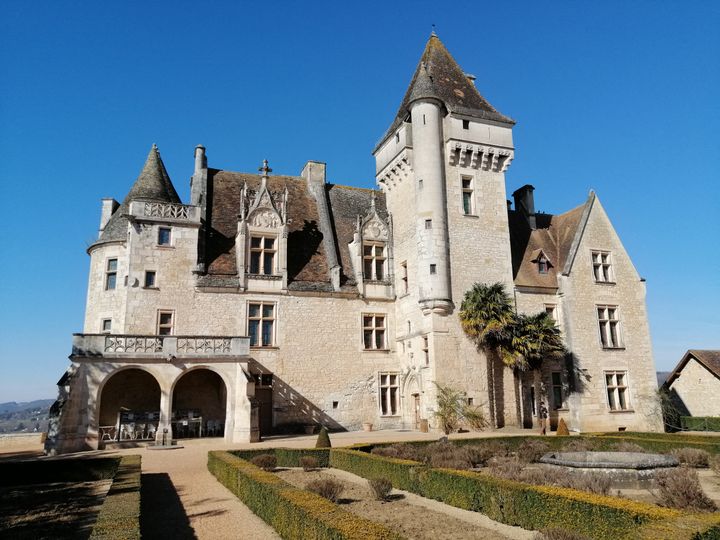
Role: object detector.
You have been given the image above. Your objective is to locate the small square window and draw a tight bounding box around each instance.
[429,264,437,275]
[101,319,112,333]
[144,271,156,288]
[332,401,339,409]
[425,219,432,229]
[157,310,174,335]
[158,227,172,246]
[395,133,400,143]
[418,178,423,190]
[462,119,470,130]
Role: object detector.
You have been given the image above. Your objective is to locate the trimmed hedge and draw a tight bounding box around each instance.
[89,455,142,540]
[329,448,720,540]
[208,450,403,539]
[232,448,331,468]
[681,417,720,433]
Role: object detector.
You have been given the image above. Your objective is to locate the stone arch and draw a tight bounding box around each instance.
[170,367,229,438]
[97,367,162,428]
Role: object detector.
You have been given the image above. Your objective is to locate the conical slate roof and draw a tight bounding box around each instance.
[376,34,514,151]
[92,145,181,247]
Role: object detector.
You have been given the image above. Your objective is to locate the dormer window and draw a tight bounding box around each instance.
[363,242,386,281]
[531,250,552,275]
[249,236,276,275]
[538,255,549,274]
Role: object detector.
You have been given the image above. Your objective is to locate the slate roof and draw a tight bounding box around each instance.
[664,350,720,387]
[508,203,587,289]
[92,145,181,247]
[376,34,514,151]
[201,169,385,292]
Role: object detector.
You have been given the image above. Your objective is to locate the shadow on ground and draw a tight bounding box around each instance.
[141,473,196,539]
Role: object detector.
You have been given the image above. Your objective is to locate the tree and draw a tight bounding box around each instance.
[508,312,566,371]
[432,383,488,435]
[315,426,331,448]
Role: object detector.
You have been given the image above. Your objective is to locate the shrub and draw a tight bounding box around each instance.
[562,473,612,496]
[556,418,570,436]
[306,477,344,503]
[368,477,393,501]
[426,441,472,470]
[300,456,318,472]
[371,443,424,462]
[487,456,524,481]
[316,427,332,448]
[537,529,591,540]
[671,447,710,468]
[562,438,598,452]
[250,454,277,471]
[710,455,720,474]
[656,467,717,512]
[612,441,647,453]
[517,439,550,463]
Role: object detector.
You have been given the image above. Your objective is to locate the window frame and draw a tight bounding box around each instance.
[604,370,632,411]
[362,313,387,351]
[248,235,277,276]
[597,305,623,349]
[378,371,400,416]
[157,226,172,247]
[362,241,387,282]
[144,270,157,288]
[248,301,276,348]
[156,310,174,336]
[550,371,567,410]
[105,258,118,291]
[461,176,475,215]
[101,318,112,333]
[591,250,614,283]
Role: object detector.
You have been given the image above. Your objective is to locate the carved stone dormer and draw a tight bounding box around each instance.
[237,160,289,291]
[349,193,394,299]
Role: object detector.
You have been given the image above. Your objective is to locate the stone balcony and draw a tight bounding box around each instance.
[72,334,250,359]
[128,201,201,225]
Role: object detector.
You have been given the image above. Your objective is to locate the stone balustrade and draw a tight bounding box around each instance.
[71,334,249,359]
[127,201,201,224]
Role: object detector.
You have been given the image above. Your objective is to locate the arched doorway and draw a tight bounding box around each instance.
[98,368,161,442]
[403,373,422,430]
[172,369,227,439]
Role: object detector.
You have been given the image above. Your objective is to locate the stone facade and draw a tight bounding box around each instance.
[46,34,662,454]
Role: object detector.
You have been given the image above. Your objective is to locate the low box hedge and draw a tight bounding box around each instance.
[89,455,142,540]
[681,417,720,433]
[329,448,720,540]
[208,450,403,539]
[231,447,330,468]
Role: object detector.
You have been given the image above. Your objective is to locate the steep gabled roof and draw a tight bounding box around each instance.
[92,145,181,248]
[664,350,720,388]
[376,33,514,151]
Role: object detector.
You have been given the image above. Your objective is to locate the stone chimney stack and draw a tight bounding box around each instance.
[301,160,326,185]
[194,145,207,175]
[99,198,119,237]
[512,184,537,230]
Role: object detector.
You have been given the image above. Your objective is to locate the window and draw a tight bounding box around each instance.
[362,242,386,281]
[158,227,172,246]
[379,372,399,415]
[418,178,423,190]
[363,314,386,350]
[399,261,408,294]
[467,397,474,406]
[592,251,613,283]
[105,258,117,290]
[545,304,557,321]
[157,310,174,335]
[551,371,566,410]
[537,254,549,274]
[249,236,276,275]
[422,335,429,365]
[529,386,537,416]
[597,305,622,348]
[605,371,630,411]
[144,271,156,288]
[429,264,437,275]
[101,319,112,333]
[462,177,474,215]
[425,219,432,229]
[462,119,470,130]
[395,133,400,143]
[248,302,275,347]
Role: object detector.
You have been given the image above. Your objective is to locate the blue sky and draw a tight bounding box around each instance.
[0,1,718,402]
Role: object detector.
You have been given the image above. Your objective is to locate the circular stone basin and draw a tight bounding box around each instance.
[539,451,679,489]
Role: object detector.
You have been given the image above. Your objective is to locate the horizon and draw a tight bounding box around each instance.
[1,1,718,402]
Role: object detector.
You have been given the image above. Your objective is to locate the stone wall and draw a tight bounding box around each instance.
[668,357,720,417]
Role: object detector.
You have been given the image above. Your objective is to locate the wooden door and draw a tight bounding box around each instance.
[413,394,421,429]
[255,388,273,437]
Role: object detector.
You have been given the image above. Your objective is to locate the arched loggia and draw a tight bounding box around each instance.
[171,368,227,438]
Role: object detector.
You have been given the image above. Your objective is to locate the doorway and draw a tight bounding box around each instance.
[412,393,421,430]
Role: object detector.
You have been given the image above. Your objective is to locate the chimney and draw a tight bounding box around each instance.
[301,160,326,185]
[465,73,477,86]
[99,198,119,237]
[512,184,536,230]
[194,144,207,174]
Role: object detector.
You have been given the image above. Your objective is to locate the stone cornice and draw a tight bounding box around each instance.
[446,141,514,173]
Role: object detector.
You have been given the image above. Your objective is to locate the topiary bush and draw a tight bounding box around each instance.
[556,418,570,436]
[655,467,717,512]
[250,454,277,471]
[316,427,331,448]
[368,477,393,501]
[671,448,711,468]
[306,477,344,503]
[300,456,318,472]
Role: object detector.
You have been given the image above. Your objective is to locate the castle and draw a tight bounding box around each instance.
[47,34,662,454]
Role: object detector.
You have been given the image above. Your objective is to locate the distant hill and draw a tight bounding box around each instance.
[0,399,54,433]
[657,371,672,387]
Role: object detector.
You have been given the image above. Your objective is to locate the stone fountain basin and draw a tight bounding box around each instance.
[539,451,679,489]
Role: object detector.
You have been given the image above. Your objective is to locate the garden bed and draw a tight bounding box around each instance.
[275,467,532,540]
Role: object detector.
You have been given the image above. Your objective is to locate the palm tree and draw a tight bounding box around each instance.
[459,283,514,356]
[508,312,566,371]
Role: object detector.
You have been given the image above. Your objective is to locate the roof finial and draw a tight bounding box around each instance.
[431,24,437,37]
[259,159,272,177]
[370,190,376,210]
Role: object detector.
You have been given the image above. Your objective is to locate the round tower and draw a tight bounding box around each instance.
[410,98,452,314]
